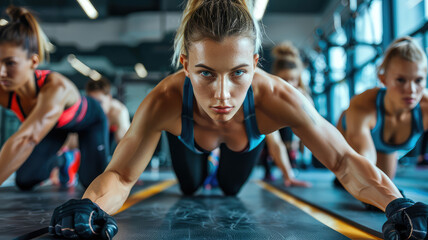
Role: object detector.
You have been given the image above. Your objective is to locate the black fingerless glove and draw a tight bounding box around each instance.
[49,199,118,239]
[383,198,428,240]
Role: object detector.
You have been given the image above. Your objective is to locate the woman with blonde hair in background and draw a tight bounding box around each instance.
[336,37,428,210]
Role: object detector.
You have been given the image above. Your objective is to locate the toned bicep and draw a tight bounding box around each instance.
[283,92,401,208]
[260,82,349,169]
[277,91,352,171]
[292,114,351,171]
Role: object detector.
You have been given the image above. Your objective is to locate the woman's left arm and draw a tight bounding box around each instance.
[0,73,71,184]
[256,70,427,238]
[258,74,402,210]
[288,92,401,210]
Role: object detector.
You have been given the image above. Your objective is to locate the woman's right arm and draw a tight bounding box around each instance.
[81,125,162,214]
[50,75,183,239]
[81,79,181,215]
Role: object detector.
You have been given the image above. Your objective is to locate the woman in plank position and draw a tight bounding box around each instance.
[337,37,427,181]
[49,1,428,239]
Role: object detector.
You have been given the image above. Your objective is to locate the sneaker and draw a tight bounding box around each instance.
[59,149,80,187]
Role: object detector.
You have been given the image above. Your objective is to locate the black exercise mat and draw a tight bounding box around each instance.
[396,166,428,181]
[267,168,428,239]
[394,166,428,195]
[35,183,349,240]
[0,180,157,239]
[267,170,386,238]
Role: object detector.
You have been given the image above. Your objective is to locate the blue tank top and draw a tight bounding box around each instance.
[341,88,424,159]
[178,77,265,154]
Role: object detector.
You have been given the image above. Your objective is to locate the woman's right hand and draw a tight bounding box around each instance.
[284,178,312,188]
[49,198,118,239]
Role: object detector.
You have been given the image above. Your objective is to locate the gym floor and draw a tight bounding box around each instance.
[2,166,428,240]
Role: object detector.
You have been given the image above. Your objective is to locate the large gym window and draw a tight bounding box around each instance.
[353,0,383,96]
[355,0,383,44]
[394,0,426,37]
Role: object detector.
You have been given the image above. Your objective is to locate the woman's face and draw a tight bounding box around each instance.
[0,43,37,91]
[276,68,300,88]
[181,36,258,122]
[380,56,427,110]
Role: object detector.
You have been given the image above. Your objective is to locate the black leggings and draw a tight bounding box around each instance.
[15,97,109,190]
[167,132,265,196]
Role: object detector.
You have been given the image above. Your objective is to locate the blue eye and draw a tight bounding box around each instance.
[201,71,212,77]
[234,70,245,76]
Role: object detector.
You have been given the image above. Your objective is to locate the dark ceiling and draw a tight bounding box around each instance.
[0,0,331,86]
[1,0,331,22]
[1,0,184,22]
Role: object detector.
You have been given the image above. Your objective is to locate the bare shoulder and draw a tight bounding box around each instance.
[136,71,185,133]
[109,98,129,120]
[347,88,379,114]
[111,98,128,113]
[252,68,298,106]
[252,68,309,133]
[151,70,185,99]
[44,72,70,87]
[41,72,80,106]
[42,72,78,96]
[342,88,380,131]
[147,71,185,111]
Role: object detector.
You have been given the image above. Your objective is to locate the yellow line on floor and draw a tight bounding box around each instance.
[256,181,382,240]
[114,179,177,215]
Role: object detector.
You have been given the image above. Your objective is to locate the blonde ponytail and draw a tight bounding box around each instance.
[172,0,261,69]
[271,41,303,74]
[271,41,307,91]
[378,36,427,75]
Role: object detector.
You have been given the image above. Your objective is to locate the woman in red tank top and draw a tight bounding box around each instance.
[0,6,109,190]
